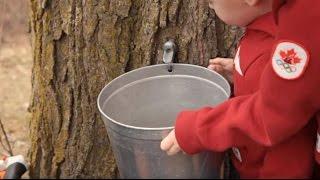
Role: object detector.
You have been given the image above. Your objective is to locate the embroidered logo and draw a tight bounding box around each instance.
[272,42,309,80]
[234,47,243,76]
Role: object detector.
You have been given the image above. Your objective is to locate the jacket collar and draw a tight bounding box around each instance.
[247,12,276,36]
[273,0,286,24]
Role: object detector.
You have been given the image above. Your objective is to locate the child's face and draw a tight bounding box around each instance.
[209,0,273,27]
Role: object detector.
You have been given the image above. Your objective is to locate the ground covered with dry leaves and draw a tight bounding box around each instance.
[0,0,31,165]
[0,36,32,159]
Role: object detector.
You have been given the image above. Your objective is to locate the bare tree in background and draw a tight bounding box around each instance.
[28,0,242,178]
[0,117,14,156]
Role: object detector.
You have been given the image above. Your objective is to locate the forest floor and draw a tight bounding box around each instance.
[0,0,31,167]
[0,35,32,162]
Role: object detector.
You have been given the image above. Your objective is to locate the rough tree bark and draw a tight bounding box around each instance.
[28,0,242,178]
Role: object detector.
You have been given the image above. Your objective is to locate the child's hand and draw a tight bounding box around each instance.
[208,58,234,83]
[160,130,182,156]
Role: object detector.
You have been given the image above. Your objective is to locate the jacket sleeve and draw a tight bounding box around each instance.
[175,2,320,154]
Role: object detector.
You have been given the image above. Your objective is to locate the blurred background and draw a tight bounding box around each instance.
[0,0,31,159]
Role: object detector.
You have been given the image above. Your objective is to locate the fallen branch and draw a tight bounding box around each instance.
[0,117,13,156]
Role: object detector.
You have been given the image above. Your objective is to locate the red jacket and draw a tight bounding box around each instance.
[175,1,319,178]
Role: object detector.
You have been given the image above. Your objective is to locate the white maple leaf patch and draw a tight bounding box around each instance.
[272,42,309,80]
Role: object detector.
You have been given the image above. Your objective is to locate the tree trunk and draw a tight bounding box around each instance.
[28,0,242,178]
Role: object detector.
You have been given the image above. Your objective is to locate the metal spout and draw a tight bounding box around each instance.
[163,40,176,72]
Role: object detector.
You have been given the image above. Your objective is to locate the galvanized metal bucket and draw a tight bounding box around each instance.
[97,63,231,179]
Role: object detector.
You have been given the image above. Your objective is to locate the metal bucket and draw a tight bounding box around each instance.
[97,64,231,179]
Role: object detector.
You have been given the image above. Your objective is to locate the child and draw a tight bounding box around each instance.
[161,0,320,178]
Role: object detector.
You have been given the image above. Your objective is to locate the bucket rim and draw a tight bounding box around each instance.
[97,63,231,131]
